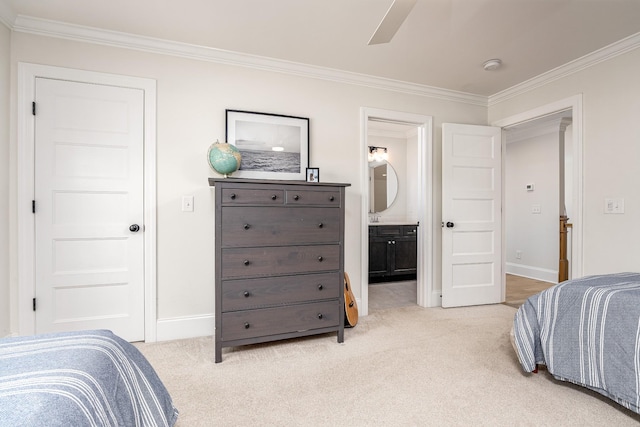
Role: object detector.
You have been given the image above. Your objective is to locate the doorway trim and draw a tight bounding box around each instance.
[492,94,583,279]
[360,108,434,316]
[17,63,158,341]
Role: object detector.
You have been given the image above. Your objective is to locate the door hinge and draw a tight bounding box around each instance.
[32,102,36,116]
[32,298,36,311]
[32,200,36,213]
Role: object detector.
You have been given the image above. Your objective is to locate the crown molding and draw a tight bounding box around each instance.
[12,15,487,107]
[505,114,572,144]
[489,32,640,106]
[0,0,16,29]
[11,14,638,108]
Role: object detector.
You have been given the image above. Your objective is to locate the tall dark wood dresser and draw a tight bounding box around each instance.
[209,178,350,362]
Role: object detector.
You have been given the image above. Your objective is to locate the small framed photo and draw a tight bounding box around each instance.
[306,167,320,182]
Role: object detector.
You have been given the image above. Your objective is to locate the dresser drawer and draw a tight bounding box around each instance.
[220,300,340,341]
[220,207,340,247]
[221,244,340,279]
[221,188,285,205]
[221,272,341,311]
[285,189,341,207]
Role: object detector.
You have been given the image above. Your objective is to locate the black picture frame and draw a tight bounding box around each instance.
[306,167,320,183]
[225,109,309,180]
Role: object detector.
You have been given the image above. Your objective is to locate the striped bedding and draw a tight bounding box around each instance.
[513,272,640,414]
[0,329,178,426]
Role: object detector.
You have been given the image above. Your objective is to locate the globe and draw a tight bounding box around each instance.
[208,140,242,177]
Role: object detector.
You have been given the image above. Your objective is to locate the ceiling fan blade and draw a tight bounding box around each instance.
[368,0,417,45]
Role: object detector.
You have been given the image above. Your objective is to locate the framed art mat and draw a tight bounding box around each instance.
[225,110,309,180]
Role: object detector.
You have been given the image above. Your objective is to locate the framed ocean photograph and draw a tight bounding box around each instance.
[225,110,309,180]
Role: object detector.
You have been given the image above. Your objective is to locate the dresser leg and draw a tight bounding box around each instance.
[215,345,222,363]
[337,328,344,343]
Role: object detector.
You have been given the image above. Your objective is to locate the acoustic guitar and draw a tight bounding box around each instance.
[343,272,358,328]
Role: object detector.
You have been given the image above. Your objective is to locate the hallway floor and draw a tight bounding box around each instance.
[368,274,556,311]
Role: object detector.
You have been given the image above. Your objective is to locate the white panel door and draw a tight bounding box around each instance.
[442,123,502,307]
[34,78,145,341]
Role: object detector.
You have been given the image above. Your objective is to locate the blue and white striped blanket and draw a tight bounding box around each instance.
[513,272,640,414]
[0,330,178,426]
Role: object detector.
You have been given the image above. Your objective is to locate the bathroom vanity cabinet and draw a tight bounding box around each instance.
[368,224,417,282]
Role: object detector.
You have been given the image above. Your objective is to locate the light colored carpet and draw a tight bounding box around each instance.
[136,304,640,426]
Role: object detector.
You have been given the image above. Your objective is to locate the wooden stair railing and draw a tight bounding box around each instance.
[559,215,572,282]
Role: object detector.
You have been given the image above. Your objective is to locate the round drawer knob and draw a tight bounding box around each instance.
[271,194,277,200]
[293,195,300,200]
[318,256,323,262]
[244,322,250,329]
[329,196,335,201]
[243,224,251,230]
[243,291,250,298]
[230,193,236,200]
[318,223,323,228]
[243,260,250,266]
[317,284,323,290]
[317,313,323,319]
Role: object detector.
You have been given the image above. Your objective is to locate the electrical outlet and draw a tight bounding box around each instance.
[182,195,194,212]
[531,204,541,214]
[515,250,522,260]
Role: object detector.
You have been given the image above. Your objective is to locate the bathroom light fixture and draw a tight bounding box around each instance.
[368,146,388,162]
[483,58,502,71]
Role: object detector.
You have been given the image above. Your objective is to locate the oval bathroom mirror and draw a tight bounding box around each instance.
[369,161,398,213]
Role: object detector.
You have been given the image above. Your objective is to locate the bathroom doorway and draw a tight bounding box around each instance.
[360,108,433,316]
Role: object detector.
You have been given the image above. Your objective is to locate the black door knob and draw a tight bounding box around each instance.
[446,222,455,228]
[129,224,140,232]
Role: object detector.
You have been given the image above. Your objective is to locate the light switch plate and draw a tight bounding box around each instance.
[604,198,624,214]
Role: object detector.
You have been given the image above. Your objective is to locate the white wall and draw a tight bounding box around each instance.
[490,47,640,274]
[0,22,9,336]
[505,133,559,282]
[406,131,419,222]
[8,32,487,336]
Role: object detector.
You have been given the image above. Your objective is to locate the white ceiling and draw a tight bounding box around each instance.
[4,0,640,96]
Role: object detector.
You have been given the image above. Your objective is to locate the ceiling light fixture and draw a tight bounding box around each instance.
[368,146,388,162]
[483,59,502,71]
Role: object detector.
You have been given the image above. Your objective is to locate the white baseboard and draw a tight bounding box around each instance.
[506,263,557,284]
[155,314,215,342]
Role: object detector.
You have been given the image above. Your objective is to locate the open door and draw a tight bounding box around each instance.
[442,123,502,307]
